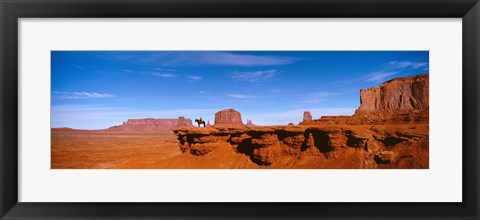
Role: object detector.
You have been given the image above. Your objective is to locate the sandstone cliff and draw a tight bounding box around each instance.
[303,111,313,123]
[173,124,428,168]
[356,74,429,112]
[214,109,245,127]
[349,74,429,124]
[308,74,429,125]
[246,119,256,127]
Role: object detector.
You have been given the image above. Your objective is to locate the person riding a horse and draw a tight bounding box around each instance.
[195,117,206,127]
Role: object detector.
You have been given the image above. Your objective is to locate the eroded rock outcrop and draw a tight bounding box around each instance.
[214,109,245,127]
[173,124,428,168]
[107,116,193,132]
[246,119,256,127]
[177,116,193,127]
[303,111,313,123]
[351,74,429,124]
[356,74,428,112]
[309,74,429,125]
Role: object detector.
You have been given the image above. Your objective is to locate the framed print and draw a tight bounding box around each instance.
[1,0,479,219]
[49,50,430,170]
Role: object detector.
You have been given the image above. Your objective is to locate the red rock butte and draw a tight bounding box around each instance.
[214,108,245,128]
[246,119,256,127]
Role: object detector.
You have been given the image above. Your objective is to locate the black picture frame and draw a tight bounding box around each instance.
[1,0,479,219]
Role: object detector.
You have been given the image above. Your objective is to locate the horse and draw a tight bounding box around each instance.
[195,119,206,127]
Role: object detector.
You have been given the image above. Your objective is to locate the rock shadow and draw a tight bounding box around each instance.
[302,129,334,153]
[345,130,366,149]
[381,136,406,147]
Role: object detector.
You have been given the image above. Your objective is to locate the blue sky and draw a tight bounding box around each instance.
[51,51,428,129]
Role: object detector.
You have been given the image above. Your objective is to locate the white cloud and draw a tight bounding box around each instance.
[153,68,176,72]
[195,52,295,66]
[197,90,219,99]
[389,61,428,69]
[365,71,398,82]
[188,75,203,81]
[52,91,115,99]
[100,52,296,67]
[229,69,278,83]
[152,73,177,78]
[359,60,428,83]
[123,69,132,73]
[51,104,114,113]
[226,94,255,99]
[337,61,428,85]
[71,64,84,69]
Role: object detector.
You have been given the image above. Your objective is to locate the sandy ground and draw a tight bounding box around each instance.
[51,131,182,168]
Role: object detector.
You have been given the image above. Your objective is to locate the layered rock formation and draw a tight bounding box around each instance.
[214,109,244,127]
[352,74,429,124]
[246,119,256,127]
[176,116,193,127]
[303,111,313,123]
[173,124,428,168]
[305,74,429,125]
[107,116,193,132]
[356,74,428,112]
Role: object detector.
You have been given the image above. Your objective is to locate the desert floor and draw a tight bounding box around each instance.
[52,130,262,169]
[51,131,182,168]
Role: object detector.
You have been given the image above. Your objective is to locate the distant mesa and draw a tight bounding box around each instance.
[107,116,193,132]
[246,119,256,127]
[176,116,193,127]
[214,108,245,128]
[303,111,313,123]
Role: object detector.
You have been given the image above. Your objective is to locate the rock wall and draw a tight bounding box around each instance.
[177,116,193,127]
[303,111,313,123]
[107,116,193,132]
[357,74,429,112]
[214,109,244,127]
[246,119,256,127]
[173,124,428,168]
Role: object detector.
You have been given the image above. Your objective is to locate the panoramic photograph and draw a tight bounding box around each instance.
[51,51,429,169]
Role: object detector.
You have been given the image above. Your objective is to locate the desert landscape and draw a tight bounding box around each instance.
[52,74,429,169]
